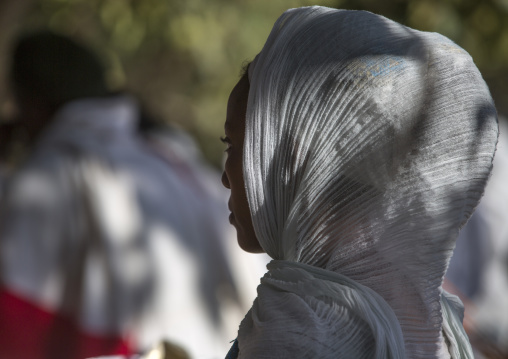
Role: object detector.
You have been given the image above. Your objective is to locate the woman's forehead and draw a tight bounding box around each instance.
[226,75,249,131]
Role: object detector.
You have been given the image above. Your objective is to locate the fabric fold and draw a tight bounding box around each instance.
[238,260,405,358]
[239,6,498,358]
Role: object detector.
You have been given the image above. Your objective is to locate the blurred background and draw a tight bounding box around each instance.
[0,0,507,167]
[1,1,508,358]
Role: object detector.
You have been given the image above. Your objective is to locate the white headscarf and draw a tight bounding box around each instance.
[237,6,498,358]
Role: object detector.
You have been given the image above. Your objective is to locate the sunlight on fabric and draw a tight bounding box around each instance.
[83,161,141,245]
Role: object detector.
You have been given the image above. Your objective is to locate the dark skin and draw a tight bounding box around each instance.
[0,87,55,162]
[221,73,264,253]
[11,86,57,145]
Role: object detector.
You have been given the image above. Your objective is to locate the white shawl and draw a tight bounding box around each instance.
[238,6,498,358]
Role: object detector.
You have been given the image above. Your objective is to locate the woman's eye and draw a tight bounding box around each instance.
[220,136,232,152]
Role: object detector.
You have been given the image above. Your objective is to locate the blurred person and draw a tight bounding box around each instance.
[0,30,262,359]
[445,118,508,359]
[221,6,498,358]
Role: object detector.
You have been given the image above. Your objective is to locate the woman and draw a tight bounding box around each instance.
[222,6,498,359]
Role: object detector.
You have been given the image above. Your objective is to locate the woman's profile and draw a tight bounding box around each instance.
[222,6,498,359]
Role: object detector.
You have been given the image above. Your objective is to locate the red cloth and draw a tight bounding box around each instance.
[0,288,132,359]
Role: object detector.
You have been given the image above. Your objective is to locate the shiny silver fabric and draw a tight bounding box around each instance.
[239,6,498,358]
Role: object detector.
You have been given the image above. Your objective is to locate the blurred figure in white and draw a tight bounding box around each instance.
[445,118,508,359]
[0,30,265,359]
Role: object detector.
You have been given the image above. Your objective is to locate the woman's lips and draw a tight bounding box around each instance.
[228,201,234,224]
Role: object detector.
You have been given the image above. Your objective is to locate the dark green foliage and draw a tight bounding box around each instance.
[11,0,508,166]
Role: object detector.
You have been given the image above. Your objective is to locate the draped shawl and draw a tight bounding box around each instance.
[237,6,498,358]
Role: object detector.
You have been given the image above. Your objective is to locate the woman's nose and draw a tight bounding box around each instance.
[221,171,230,189]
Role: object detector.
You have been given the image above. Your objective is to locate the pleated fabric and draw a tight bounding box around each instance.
[238,6,498,358]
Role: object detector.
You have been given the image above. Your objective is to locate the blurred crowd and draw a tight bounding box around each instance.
[0,31,267,359]
[0,23,507,359]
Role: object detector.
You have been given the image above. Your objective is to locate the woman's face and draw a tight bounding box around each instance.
[221,74,264,253]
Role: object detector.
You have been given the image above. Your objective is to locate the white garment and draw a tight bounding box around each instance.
[238,6,498,358]
[446,118,508,353]
[0,96,260,359]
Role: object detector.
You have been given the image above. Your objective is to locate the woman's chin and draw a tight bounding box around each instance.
[236,232,265,253]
